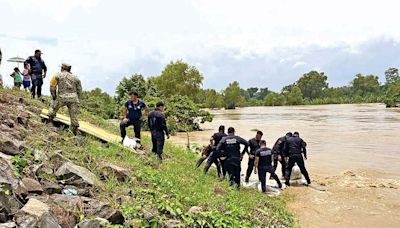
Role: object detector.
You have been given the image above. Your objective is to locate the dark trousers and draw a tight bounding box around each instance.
[31,77,43,98]
[220,159,227,178]
[273,157,287,177]
[245,158,255,182]
[120,119,141,140]
[151,131,165,160]
[258,166,281,192]
[285,155,311,185]
[204,153,222,177]
[226,160,241,188]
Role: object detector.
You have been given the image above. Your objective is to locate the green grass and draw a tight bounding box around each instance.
[1,88,296,227]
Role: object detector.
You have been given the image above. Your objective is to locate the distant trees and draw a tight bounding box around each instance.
[223,81,244,109]
[384,67,400,107]
[296,71,328,99]
[385,67,399,84]
[80,88,116,119]
[351,74,380,97]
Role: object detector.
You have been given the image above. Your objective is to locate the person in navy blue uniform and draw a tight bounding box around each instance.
[120,91,149,143]
[204,126,226,178]
[148,102,169,160]
[216,127,249,188]
[25,50,47,99]
[254,140,282,192]
[244,131,263,183]
[284,131,311,186]
[272,132,292,178]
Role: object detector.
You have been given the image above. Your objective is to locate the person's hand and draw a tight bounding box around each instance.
[249,155,254,159]
[167,135,170,139]
[122,118,129,124]
[43,73,46,78]
[254,169,257,174]
[278,155,282,161]
[304,156,308,160]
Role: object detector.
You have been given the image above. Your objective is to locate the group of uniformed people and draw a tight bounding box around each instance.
[197,126,311,192]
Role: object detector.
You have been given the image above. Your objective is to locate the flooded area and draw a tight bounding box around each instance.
[170,103,400,227]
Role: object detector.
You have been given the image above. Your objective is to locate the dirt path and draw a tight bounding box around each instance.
[286,169,400,228]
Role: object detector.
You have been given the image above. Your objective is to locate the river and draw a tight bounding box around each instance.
[170,103,400,227]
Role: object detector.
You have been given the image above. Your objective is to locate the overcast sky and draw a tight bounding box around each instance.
[1,0,400,95]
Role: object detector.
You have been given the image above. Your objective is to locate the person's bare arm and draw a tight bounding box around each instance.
[122,107,128,123]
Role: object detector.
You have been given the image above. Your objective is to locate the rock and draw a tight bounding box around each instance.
[0,135,20,156]
[49,152,70,171]
[16,112,30,127]
[51,205,79,228]
[116,195,130,205]
[75,218,109,228]
[188,206,202,215]
[41,181,62,194]
[0,222,17,228]
[101,164,130,182]
[165,219,182,228]
[33,150,48,163]
[0,158,27,197]
[55,162,99,188]
[15,198,61,228]
[22,178,43,194]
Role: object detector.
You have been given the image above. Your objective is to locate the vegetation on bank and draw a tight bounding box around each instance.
[2,88,296,227]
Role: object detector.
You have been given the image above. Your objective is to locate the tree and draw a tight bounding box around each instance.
[224,81,244,109]
[247,87,259,98]
[153,60,204,101]
[264,92,286,106]
[203,89,224,109]
[283,85,303,105]
[385,67,399,84]
[351,74,380,97]
[80,88,116,119]
[115,74,148,106]
[254,87,270,100]
[296,71,328,99]
[385,79,400,107]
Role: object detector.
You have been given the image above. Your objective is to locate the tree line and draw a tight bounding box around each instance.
[80,60,400,131]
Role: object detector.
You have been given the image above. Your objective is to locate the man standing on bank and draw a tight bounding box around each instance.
[48,63,82,135]
[148,102,169,160]
[216,127,249,188]
[244,131,263,183]
[284,131,311,186]
[25,50,47,99]
[120,91,149,144]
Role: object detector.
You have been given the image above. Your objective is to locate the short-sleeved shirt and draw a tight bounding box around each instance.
[14,72,22,83]
[125,99,146,120]
[255,147,273,167]
[22,69,30,81]
[248,138,261,155]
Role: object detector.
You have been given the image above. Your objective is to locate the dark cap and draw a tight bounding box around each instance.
[259,140,267,145]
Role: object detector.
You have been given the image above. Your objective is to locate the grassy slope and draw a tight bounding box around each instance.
[2,88,295,227]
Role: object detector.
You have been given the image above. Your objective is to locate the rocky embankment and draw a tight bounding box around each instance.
[0,93,129,227]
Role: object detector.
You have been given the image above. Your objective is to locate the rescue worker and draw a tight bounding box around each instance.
[204,126,226,178]
[120,91,149,143]
[48,63,82,135]
[196,139,222,177]
[272,132,292,178]
[25,50,47,99]
[216,127,249,188]
[244,131,263,183]
[254,140,282,192]
[284,131,311,186]
[148,102,169,160]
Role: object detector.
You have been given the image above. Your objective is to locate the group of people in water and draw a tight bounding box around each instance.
[196,126,311,192]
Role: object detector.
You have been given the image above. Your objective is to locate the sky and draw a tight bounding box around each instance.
[1,0,400,95]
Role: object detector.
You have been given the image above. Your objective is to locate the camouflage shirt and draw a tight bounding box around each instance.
[50,71,82,103]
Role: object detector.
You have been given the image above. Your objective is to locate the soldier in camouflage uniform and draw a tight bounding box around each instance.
[48,63,82,135]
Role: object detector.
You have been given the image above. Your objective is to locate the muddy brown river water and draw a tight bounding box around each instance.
[169,103,400,227]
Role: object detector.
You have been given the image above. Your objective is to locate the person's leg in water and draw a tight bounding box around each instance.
[285,157,296,186]
[266,166,282,188]
[245,158,254,183]
[296,156,311,184]
[258,166,267,192]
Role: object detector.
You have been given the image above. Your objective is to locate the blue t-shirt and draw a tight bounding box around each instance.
[125,99,146,120]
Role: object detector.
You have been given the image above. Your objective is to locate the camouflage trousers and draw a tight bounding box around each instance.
[48,100,80,129]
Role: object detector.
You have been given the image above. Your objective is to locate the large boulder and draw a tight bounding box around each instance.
[0,135,20,156]
[0,222,17,228]
[15,198,61,228]
[21,178,43,195]
[74,218,110,228]
[101,164,130,182]
[49,152,70,171]
[0,158,27,197]
[40,181,63,195]
[51,205,79,228]
[55,162,99,188]
[0,191,22,222]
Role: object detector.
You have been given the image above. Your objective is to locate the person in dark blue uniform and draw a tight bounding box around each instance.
[148,102,169,160]
[196,138,221,177]
[120,91,149,143]
[284,132,311,186]
[254,140,282,192]
[244,131,263,183]
[25,50,47,99]
[272,132,292,178]
[216,127,248,188]
[204,126,226,178]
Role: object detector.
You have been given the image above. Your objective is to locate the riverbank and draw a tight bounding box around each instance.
[169,104,400,227]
